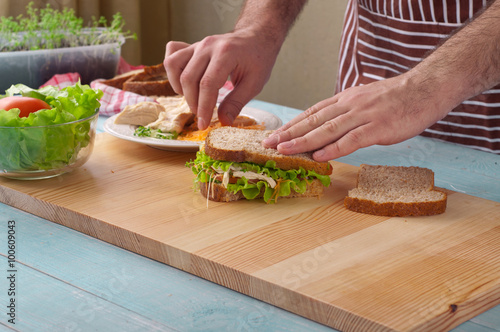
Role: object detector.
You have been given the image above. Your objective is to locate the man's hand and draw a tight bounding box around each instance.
[163,0,307,130]
[264,1,500,161]
[164,30,279,130]
[262,74,455,161]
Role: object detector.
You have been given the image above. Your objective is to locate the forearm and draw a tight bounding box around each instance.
[406,0,500,113]
[234,0,308,46]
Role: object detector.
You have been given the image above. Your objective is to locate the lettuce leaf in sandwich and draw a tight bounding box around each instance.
[187,149,331,204]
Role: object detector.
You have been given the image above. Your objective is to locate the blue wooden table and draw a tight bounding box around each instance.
[1,100,499,332]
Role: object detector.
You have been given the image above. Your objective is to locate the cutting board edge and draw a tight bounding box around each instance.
[410,284,500,332]
[188,252,500,332]
[0,185,178,268]
[188,254,403,332]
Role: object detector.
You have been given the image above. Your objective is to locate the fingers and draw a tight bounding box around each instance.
[313,126,373,162]
[262,96,341,148]
[276,120,373,161]
[179,49,211,118]
[164,33,273,131]
[164,37,240,130]
[164,38,223,122]
[261,95,373,161]
[275,110,362,153]
[311,124,371,161]
[217,78,258,126]
[165,40,191,57]
[164,41,192,95]
[277,96,339,133]
[261,76,432,161]
[196,60,234,129]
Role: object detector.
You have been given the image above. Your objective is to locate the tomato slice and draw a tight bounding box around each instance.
[0,96,51,117]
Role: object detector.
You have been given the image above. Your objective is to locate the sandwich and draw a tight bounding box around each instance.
[344,164,447,217]
[187,127,332,203]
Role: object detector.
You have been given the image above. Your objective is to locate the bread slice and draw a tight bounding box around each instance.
[344,164,447,217]
[204,127,332,175]
[100,69,143,89]
[200,178,326,202]
[122,64,176,97]
[101,64,176,97]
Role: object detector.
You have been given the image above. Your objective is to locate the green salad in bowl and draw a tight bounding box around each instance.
[0,83,103,179]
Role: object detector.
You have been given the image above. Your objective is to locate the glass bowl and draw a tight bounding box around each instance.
[0,109,99,180]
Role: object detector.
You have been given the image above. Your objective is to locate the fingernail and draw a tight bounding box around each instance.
[314,149,325,157]
[198,117,206,129]
[278,140,295,150]
[263,134,279,147]
[313,149,326,159]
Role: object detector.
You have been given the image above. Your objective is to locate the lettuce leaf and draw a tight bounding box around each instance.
[0,83,103,171]
[186,150,331,203]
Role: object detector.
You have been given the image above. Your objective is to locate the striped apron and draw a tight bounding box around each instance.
[336,0,500,154]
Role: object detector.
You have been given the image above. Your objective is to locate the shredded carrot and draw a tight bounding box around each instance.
[265,180,281,204]
[178,116,265,142]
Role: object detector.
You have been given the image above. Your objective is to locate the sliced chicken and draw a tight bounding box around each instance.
[147,97,195,133]
[114,102,165,126]
[156,95,185,108]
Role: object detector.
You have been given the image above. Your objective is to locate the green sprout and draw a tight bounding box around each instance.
[0,2,137,52]
[134,126,179,140]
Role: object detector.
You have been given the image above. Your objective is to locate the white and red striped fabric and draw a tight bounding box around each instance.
[337,0,500,154]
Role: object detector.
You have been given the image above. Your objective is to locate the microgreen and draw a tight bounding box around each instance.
[0,2,137,52]
[134,126,179,140]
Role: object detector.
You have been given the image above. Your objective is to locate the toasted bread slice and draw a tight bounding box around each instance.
[344,164,447,217]
[122,64,176,97]
[101,64,176,97]
[100,69,143,89]
[200,178,326,202]
[204,127,332,175]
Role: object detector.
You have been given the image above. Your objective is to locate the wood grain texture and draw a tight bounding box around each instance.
[0,133,499,332]
[0,209,331,332]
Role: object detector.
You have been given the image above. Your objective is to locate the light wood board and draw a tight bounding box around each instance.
[1,133,499,331]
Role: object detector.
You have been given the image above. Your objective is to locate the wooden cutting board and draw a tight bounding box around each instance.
[1,133,499,331]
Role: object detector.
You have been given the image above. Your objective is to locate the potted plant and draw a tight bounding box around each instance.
[0,2,136,92]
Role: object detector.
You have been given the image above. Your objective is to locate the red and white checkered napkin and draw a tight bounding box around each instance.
[90,80,157,116]
[41,60,235,117]
[90,78,234,116]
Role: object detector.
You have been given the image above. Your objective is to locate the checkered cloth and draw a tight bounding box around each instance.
[41,58,234,117]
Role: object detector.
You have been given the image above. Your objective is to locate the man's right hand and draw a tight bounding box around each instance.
[163,30,280,130]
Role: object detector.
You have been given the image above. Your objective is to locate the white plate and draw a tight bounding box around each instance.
[103,106,282,152]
